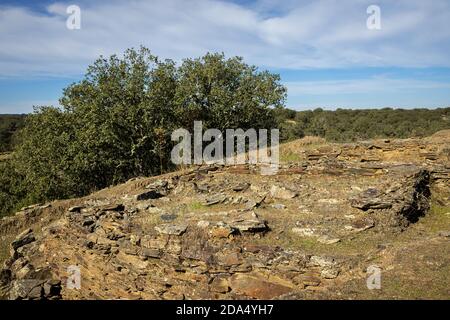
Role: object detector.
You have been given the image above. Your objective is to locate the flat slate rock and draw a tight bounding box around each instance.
[154,223,187,236]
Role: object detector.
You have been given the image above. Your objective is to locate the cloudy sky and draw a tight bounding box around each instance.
[1,0,450,113]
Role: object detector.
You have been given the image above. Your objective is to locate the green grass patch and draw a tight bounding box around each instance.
[187,201,206,211]
[280,152,301,163]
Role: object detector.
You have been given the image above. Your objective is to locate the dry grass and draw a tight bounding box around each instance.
[279,136,327,163]
[425,129,450,144]
[0,234,14,266]
[296,136,326,146]
[0,152,12,162]
[186,200,206,211]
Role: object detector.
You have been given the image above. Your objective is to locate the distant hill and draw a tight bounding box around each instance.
[274,107,450,142]
[1,132,449,299]
[2,108,450,152]
[0,114,26,152]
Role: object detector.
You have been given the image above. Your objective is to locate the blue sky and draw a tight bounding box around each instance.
[1,0,450,113]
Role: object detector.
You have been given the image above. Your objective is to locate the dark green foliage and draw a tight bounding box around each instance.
[274,107,450,142]
[0,114,26,152]
[0,48,285,216]
[175,53,285,132]
[0,159,28,217]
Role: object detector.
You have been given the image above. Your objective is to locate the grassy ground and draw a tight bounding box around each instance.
[251,181,450,299]
[359,185,449,299]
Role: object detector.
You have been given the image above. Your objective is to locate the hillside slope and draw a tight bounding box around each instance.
[0,132,449,300]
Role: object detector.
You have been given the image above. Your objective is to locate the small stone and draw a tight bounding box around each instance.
[204,194,228,206]
[107,231,125,241]
[231,196,244,204]
[43,280,62,298]
[154,224,187,236]
[350,218,375,232]
[438,231,450,238]
[217,252,241,266]
[141,236,167,250]
[194,183,209,193]
[350,188,392,211]
[229,272,295,299]
[291,227,315,237]
[11,229,35,251]
[20,204,40,211]
[231,263,252,273]
[0,270,12,286]
[227,211,267,233]
[146,180,168,190]
[310,256,335,268]
[141,248,161,259]
[243,244,272,254]
[28,285,44,300]
[318,198,341,204]
[210,224,234,238]
[162,291,185,300]
[296,274,321,287]
[197,220,210,229]
[309,256,340,279]
[271,203,287,210]
[84,240,95,249]
[270,185,297,200]
[135,203,150,211]
[68,206,84,213]
[10,257,28,273]
[232,183,250,192]
[210,277,230,293]
[245,201,258,209]
[130,235,141,246]
[321,268,339,279]
[317,236,341,244]
[147,207,163,214]
[15,264,33,279]
[160,213,178,222]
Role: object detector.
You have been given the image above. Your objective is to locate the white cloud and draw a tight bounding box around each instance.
[284,76,450,109]
[286,77,450,95]
[0,0,449,77]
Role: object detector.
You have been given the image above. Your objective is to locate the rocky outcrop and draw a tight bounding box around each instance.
[350,170,431,230]
[1,229,61,300]
[1,133,448,300]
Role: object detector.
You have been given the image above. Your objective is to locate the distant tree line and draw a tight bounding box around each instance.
[274,107,450,142]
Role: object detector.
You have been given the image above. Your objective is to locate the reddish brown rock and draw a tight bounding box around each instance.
[210,277,230,293]
[229,272,295,299]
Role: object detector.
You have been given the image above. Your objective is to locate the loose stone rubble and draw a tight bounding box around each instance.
[0,132,449,299]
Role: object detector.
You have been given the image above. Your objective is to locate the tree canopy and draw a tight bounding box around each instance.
[0,47,286,216]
